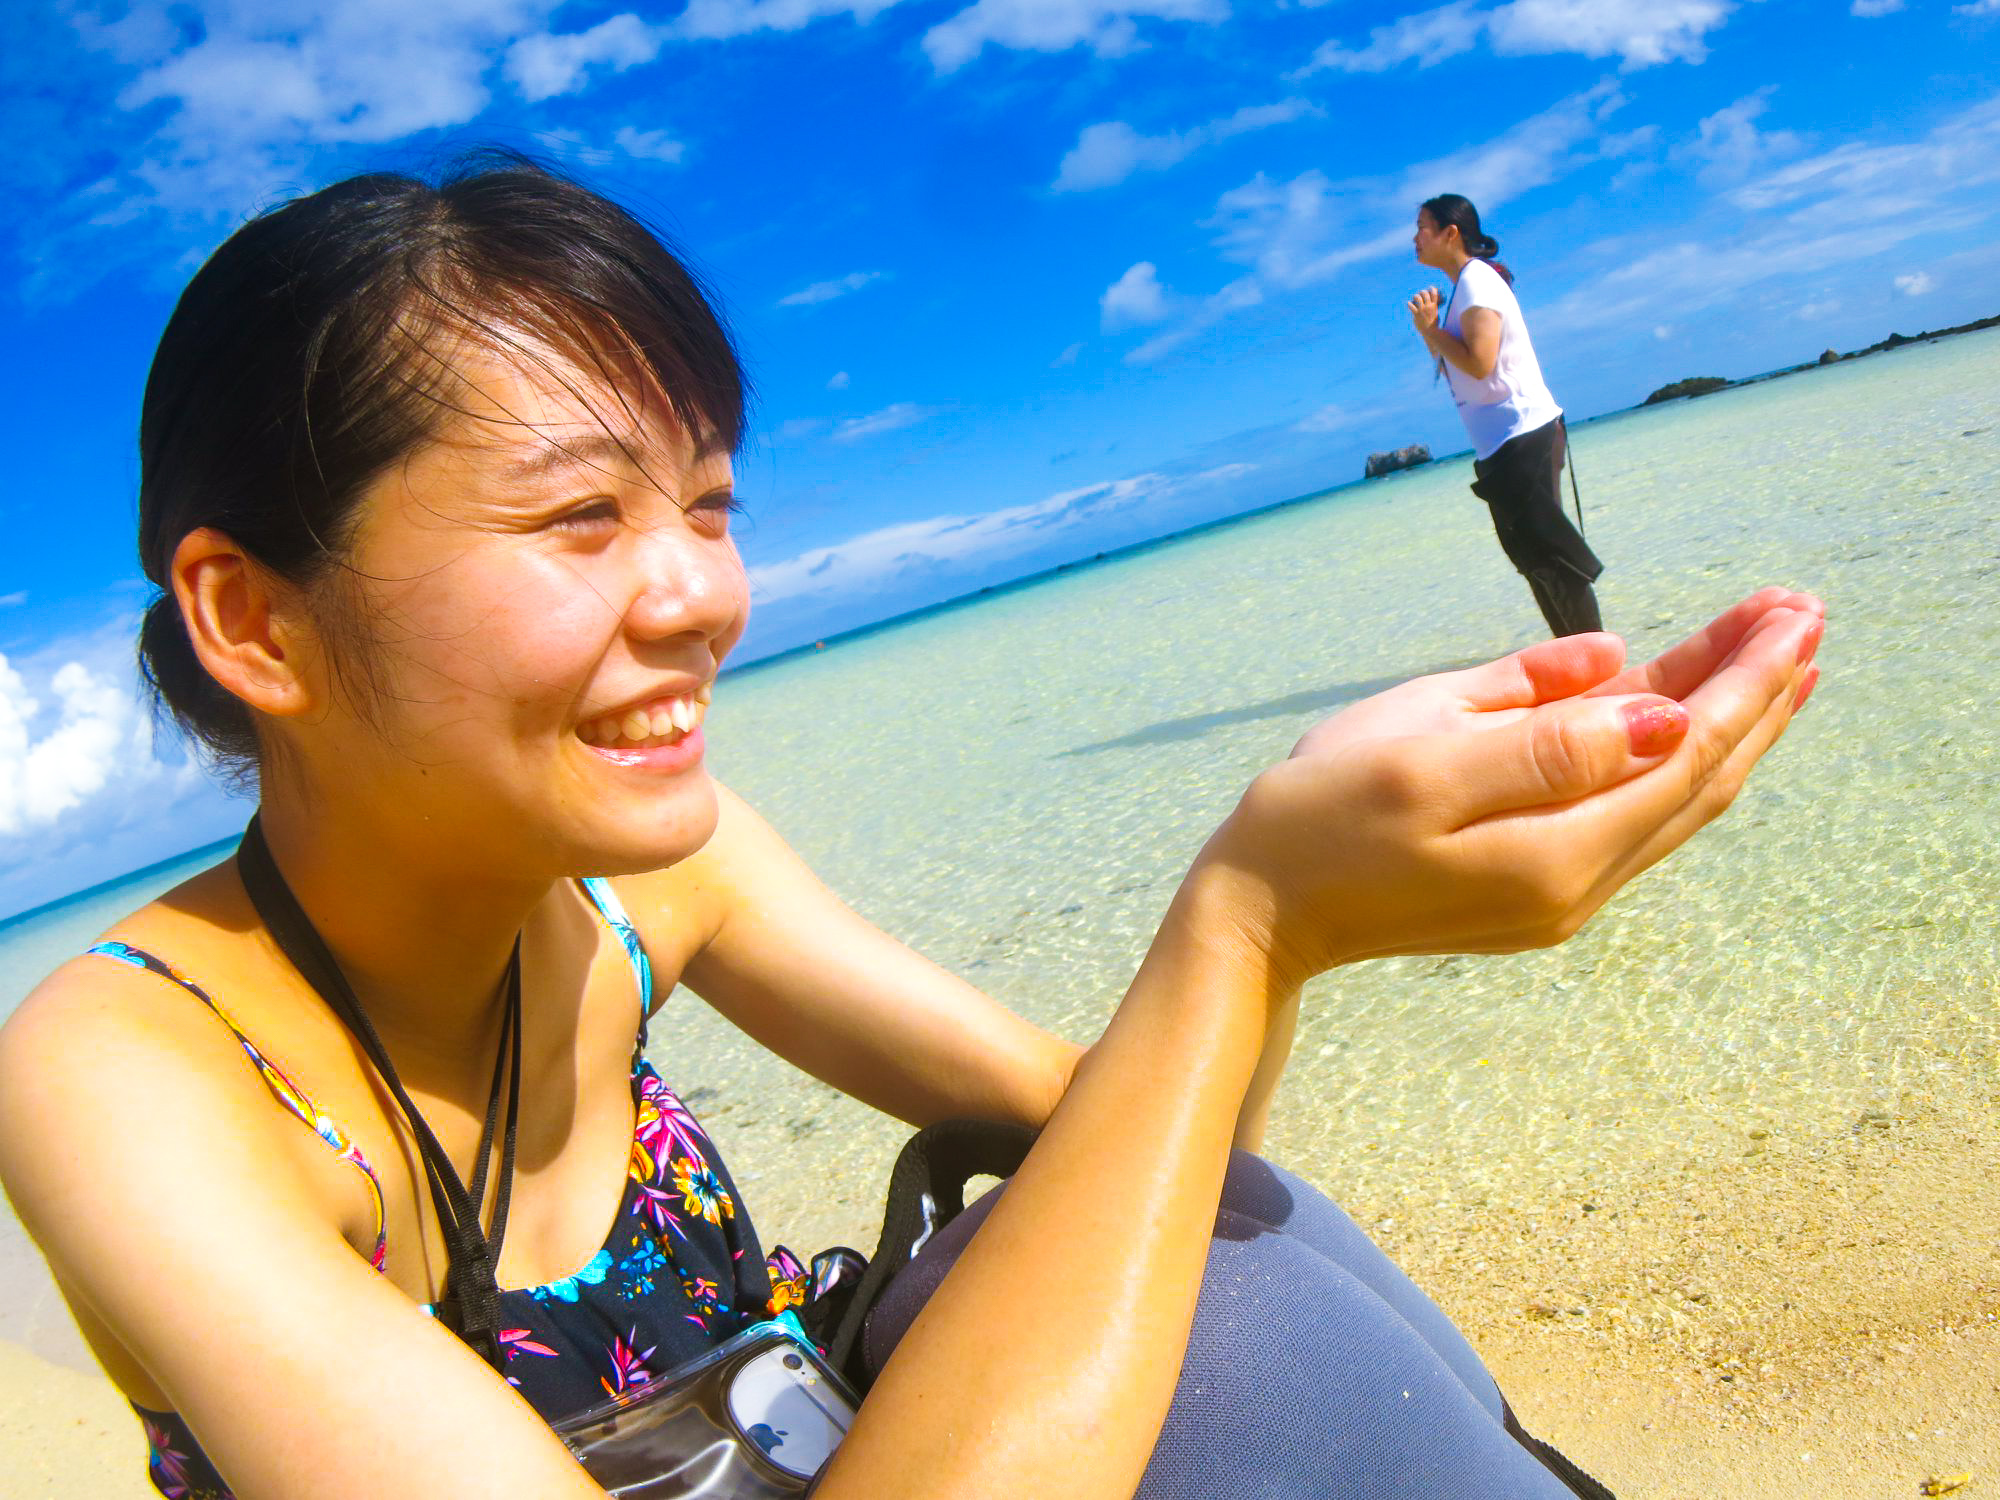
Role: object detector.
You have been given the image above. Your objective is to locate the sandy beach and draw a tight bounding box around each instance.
[7,1077,1995,1497]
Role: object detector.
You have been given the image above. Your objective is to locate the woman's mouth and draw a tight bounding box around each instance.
[576,684,711,750]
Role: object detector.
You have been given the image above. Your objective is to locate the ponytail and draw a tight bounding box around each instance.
[1420,193,1514,284]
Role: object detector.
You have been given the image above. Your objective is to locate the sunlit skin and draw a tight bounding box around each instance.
[0,323,1826,1500]
[252,340,750,884]
[1408,207,1502,381]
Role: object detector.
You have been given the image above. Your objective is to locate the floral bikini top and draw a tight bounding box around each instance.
[88,879,802,1500]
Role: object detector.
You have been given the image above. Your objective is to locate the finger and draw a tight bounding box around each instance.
[1793,662,1821,712]
[1584,588,1824,702]
[1568,635,1816,925]
[1444,632,1628,712]
[1466,607,1816,879]
[1403,690,1691,824]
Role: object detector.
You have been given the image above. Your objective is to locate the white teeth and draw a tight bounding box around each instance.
[581,693,708,747]
[695,682,713,706]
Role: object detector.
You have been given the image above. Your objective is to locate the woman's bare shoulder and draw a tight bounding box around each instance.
[0,860,294,1160]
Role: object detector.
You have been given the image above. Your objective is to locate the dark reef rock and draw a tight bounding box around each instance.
[1364,443,1433,478]
[1643,376,1731,405]
[1819,348,1841,366]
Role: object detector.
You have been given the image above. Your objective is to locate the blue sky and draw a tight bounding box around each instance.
[1,0,1996,916]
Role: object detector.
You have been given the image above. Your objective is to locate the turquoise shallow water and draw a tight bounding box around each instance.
[3,329,1996,1283]
[690,329,2000,1249]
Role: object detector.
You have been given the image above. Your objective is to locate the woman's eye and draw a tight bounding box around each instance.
[690,490,743,526]
[553,499,620,531]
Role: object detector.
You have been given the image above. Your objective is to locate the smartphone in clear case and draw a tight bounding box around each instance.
[553,1315,858,1497]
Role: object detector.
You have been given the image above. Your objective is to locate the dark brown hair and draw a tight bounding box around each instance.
[137,152,747,778]
[1420,193,1513,286]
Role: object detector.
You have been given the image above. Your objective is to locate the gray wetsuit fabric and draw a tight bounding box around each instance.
[862,1152,1585,1499]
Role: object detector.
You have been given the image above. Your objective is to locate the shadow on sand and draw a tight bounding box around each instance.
[1056,659,1488,757]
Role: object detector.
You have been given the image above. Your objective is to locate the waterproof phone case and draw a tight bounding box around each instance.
[552,1314,858,1497]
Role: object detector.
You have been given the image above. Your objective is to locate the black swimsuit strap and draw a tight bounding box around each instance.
[235,816,522,1370]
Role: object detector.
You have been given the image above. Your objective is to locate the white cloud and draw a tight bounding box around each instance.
[671,0,904,41]
[831,402,931,441]
[0,643,208,839]
[750,472,1171,604]
[826,370,851,390]
[613,126,687,164]
[1100,261,1175,329]
[40,0,897,291]
[1292,403,1348,432]
[503,13,663,101]
[1211,85,1616,292]
[1489,0,1732,66]
[1298,0,1732,75]
[778,270,886,307]
[1850,0,1903,14]
[0,622,243,917]
[1653,324,1674,339]
[1296,1,1484,73]
[1954,0,2000,14]
[1672,87,1806,184]
[1194,462,1257,482]
[0,593,24,608]
[1894,271,1934,296]
[923,0,1228,73]
[1727,94,2000,216]
[1110,83,1620,364]
[1532,99,2000,340]
[1124,276,1262,362]
[776,417,827,440]
[1799,298,1840,318]
[1051,341,1084,366]
[1054,100,1320,192]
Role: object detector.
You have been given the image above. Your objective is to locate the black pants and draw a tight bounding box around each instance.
[1469,418,1603,638]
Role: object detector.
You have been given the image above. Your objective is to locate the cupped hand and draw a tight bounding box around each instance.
[1204,589,1825,986]
[1407,286,1441,336]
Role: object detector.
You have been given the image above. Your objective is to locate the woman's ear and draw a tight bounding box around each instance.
[169,528,321,720]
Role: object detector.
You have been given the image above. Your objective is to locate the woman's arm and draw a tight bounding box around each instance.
[1409,286,1501,379]
[0,965,607,1500]
[641,786,1084,1131]
[818,597,1824,1500]
[650,786,1299,1149]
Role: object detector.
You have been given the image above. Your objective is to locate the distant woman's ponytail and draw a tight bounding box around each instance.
[1420,193,1513,285]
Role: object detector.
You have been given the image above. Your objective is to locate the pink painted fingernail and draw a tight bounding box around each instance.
[1624,700,1689,756]
[1792,663,1820,712]
[1797,617,1825,665]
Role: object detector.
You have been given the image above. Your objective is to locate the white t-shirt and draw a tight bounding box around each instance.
[1441,258,1562,460]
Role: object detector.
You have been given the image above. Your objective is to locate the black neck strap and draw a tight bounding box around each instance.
[235,816,522,1370]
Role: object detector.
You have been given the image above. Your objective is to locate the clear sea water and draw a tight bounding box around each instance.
[4,330,1996,1355]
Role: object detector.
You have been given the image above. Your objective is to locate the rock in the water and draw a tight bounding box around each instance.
[1364,443,1432,478]
[1642,375,1731,405]
[1818,348,1840,366]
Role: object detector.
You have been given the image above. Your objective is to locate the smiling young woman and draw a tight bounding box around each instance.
[0,156,1823,1500]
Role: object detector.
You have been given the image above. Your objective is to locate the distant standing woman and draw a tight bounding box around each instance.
[1409,194,1603,637]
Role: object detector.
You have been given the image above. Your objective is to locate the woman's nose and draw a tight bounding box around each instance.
[624,531,747,645]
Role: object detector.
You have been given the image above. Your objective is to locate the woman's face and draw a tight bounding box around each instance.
[286,335,750,880]
[1412,210,1454,269]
